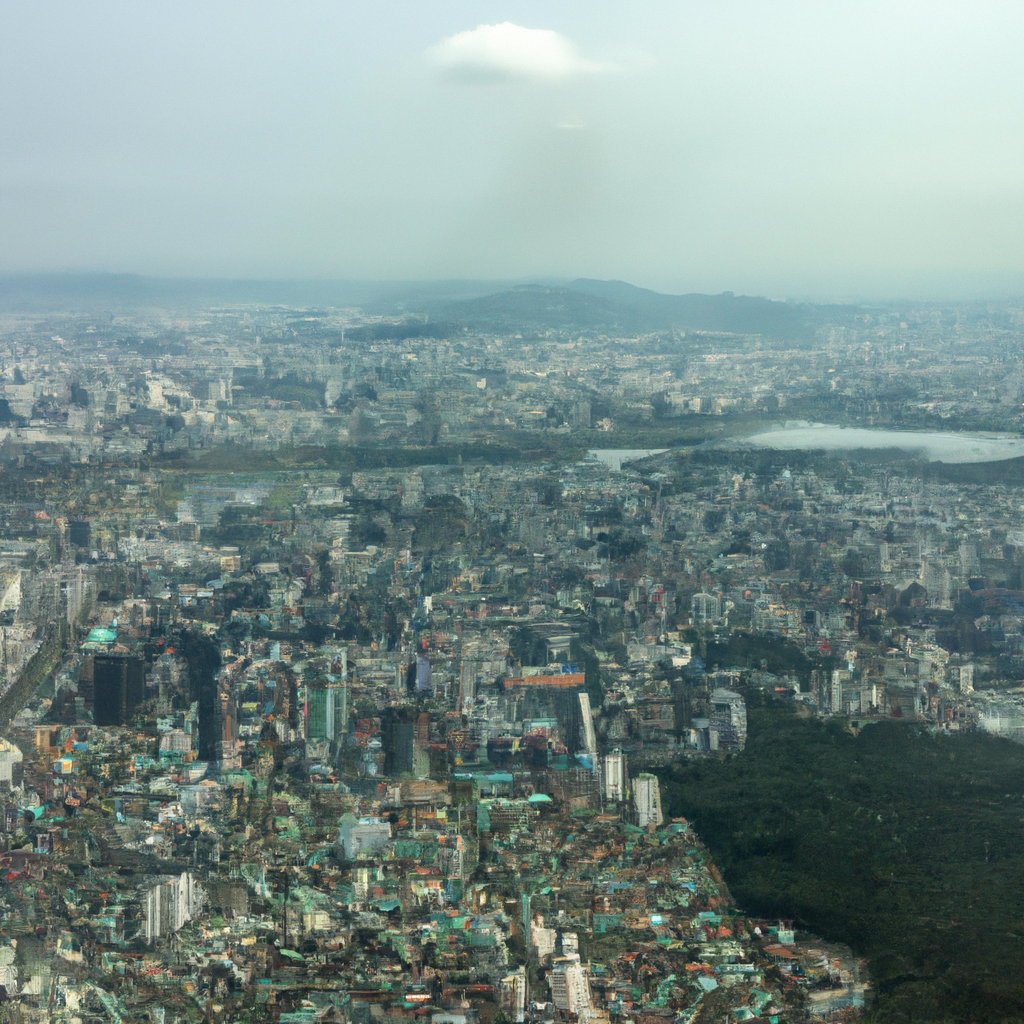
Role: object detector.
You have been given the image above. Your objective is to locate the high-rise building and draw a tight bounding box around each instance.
[143,872,203,943]
[691,592,722,625]
[958,663,975,694]
[335,680,349,741]
[68,520,91,549]
[214,673,240,767]
[603,748,627,803]
[93,654,145,726]
[530,915,557,959]
[307,682,349,744]
[306,685,331,741]
[829,670,847,715]
[329,651,349,740]
[381,707,417,775]
[416,656,432,694]
[633,773,663,829]
[578,692,597,754]
[710,688,747,750]
[498,967,527,1023]
[549,957,592,1014]
[436,833,464,879]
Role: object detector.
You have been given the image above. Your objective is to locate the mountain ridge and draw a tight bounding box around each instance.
[0,272,854,341]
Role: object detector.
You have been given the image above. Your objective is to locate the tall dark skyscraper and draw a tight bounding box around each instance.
[179,630,222,761]
[68,520,91,549]
[381,707,417,776]
[93,654,145,726]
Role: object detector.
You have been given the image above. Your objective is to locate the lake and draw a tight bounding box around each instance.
[741,425,1024,464]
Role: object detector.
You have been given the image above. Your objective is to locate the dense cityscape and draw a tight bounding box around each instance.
[0,282,1021,1021]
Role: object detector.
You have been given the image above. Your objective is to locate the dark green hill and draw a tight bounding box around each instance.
[658,702,1024,1023]
[0,274,853,343]
[569,278,822,338]
[439,284,634,335]
[439,280,846,340]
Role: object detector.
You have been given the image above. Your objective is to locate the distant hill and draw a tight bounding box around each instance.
[568,278,819,338]
[0,274,517,313]
[437,280,844,340]
[0,273,306,311]
[435,285,636,335]
[0,273,854,342]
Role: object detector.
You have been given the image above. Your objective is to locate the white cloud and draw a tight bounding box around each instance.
[430,22,604,83]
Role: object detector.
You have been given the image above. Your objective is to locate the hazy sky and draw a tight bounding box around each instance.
[3,1,1024,299]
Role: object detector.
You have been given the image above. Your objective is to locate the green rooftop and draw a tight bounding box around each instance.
[85,627,118,646]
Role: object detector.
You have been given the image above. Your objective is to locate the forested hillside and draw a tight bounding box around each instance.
[659,701,1024,1023]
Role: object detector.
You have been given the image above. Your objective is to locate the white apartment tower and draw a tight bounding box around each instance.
[603,748,627,803]
[498,967,527,1023]
[549,957,592,1014]
[143,872,203,943]
[959,663,975,694]
[578,692,597,755]
[633,773,664,829]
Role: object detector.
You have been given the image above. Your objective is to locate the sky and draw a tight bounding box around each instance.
[2,1,1024,300]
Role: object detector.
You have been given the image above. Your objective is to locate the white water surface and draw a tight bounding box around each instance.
[743,425,1024,464]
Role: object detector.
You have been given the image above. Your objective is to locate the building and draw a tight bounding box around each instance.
[503,667,586,689]
[829,669,848,714]
[710,688,748,750]
[691,592,722,626]
[158,730,192,757]
[436,833,465,879]
[68,520,91,549]
[530,915,557,959]
[337,814,391,860]
[603,748,626,804]
[143,872,203,944]
[633,773,663,829]
[416,656,432,694]
[578,691,597,755]
[93,654,145,727]
[498,967,527,1023]
[0,738,22,788]
[958,663,975,694]
[382,707,417,776]
[549,957,592,1014]
[306,682,347,742]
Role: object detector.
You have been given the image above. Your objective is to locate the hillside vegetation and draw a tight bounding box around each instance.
[658,701,1024,1023]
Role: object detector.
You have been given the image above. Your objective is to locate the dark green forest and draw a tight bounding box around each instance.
[658,702,1024,1023]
